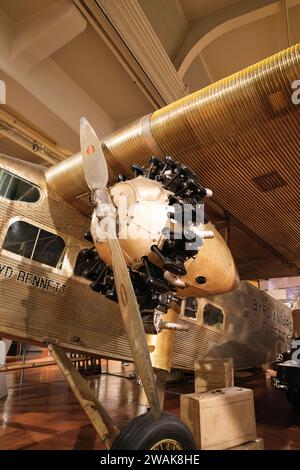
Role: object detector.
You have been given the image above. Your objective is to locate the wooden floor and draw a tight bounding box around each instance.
[0,358,300,450]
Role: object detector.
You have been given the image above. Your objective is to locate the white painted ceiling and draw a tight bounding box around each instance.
[179,0,242,21]
[201,12,287,82]
[139,0,300,93]
[52,24,153,124]
[0,0,59,21]
[1,0,299,155]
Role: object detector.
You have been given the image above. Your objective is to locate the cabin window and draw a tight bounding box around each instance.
[183,297,198,319]
[203,303,224,328]
[0,168,40,203]
[3,221,65,268]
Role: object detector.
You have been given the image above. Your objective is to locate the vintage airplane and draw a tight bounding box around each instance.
[0,43,299,449]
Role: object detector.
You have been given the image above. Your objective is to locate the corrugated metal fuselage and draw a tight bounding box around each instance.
[0,156,293,370]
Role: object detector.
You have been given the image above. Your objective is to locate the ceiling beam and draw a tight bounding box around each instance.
[0,3,116,140]
[177,0,280,79]
[281,0,292,46]
[10,0,87,74]
[75,0,186,106]
[198,51,214,84]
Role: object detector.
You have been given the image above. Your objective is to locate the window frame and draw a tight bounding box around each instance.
[198,299,226,333]
[180,297,200,323]
[1,217,67,271]
[180,297,227,333]
[0,168,41,204]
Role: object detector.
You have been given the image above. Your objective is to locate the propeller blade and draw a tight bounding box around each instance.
[80,117,161,418]
[106,222,161,418]
[80,117,108,190]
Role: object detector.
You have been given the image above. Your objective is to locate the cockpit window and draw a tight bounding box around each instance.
[3,221,65,269]
[183,297,198,319]
[0,168,41,203]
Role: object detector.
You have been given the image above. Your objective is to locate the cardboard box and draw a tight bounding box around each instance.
[181,387,257,450]
[194,357,234,393]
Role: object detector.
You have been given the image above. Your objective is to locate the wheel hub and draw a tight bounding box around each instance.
[150,439,183,450]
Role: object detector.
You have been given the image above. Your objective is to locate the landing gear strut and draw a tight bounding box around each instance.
[48,302,192,450]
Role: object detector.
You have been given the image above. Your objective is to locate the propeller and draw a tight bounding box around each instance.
[80,117,161,419]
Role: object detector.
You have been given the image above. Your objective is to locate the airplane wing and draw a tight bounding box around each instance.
[101,44,300,281]
[47,44,300,281]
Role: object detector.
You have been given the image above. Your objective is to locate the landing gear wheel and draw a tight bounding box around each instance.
[286,386,300,409]
[111,412,196,450]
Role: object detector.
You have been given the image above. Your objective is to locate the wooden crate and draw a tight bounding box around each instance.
[229,438,264,450]
[181,387,257,450]
[194,357,234,393]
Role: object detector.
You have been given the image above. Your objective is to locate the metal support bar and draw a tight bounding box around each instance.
[156,369,168,409]
[0,356,91,373]
[0,109,71,165]
[137,369,168,415]
[282,0,291,47]
[48,343,119,449]
[137,302,180,415]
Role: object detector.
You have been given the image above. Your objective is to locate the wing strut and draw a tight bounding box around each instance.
[48,343,119,449]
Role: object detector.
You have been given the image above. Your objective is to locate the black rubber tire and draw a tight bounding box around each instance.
[111,412,196,450]
[285,387,300,409]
